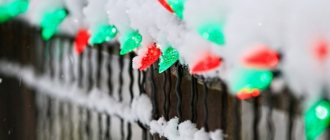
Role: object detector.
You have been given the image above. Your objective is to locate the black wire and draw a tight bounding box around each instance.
[58,38,64,81]
[191,76,197,123]
[220,82,228,138]
[137,122,148,140]
[233,98,241,140]
[105,115,111,140]
[150,65,159,119]
[163,70,168,119]
[142,71,147,93]
[253,97,260,140]
[46,96,53,140]
[138,70,148,140]
[128,53,135,102]
[87,47,93,91]
[69,104,75,140]
[78,52,84,88]
[287,94,295,140]
[77,48,85,139]
[138,71,142,94]
[203,79,209,131]
[69,41,75,83]
[175,63,183,121]
[267,91,274,140]
[96,45,104,140]
[85,46,94,140]
[32,34,46,75]
[59,101,65,139]
[48,39,54,79]
[167,70,172,120]
[127,53,135,140]
[78,107,84,140]
[96,44,103,89]
[85,109,91,140]
[118,54,125,140]
[105,44,113,140]
[44,40,50,75]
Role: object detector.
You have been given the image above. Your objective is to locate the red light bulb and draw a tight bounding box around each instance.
[158,0,174,13]
[236,88,261,100]
[190,52,222,74]
[241,45,279,69]
[313,39,329,62]
[74,29,90,55]
[138,43,162,71]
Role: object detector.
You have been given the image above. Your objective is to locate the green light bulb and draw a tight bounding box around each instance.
[166,0,186,19]
[120,30,142,55]
[198,23,225,46]
[231,68,273,93]
[305,100,330,140]
[158,46,179,73]
[89,24,118,45]
[40,8,67,40]
[0,7,11,22]
[0,0,28,23]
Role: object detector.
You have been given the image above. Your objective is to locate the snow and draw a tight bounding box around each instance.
[150,117,223,140]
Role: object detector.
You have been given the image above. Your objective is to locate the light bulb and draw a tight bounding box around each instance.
[305,100,330,140]
[89,24,118,45]
[158,46,179,73]
[241,45,279,69]
[0,0,28,22]
[40,8,67,40]
[137,43,161,71]
[198,23,225,46]
[74,29,90,54]
[190,52,222,74]
[120,30,142,55]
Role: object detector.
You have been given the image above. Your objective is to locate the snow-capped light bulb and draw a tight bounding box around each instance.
[134,43,161,71]
[158,0,174,13]
[120,30,142,55]
[231,68,273,97]
[167,0,186,19]
[305,100,330,140]
[241,45,280,69]
[158,0,185,19]
[74,29,90,55]
[198,23,225,46]
[40,8,67,40]
[0,0,28,23]
[190,52,222,74]
[89,24,118,45]
[158,46,179,73]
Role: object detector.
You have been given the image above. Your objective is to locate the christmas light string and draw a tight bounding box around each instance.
[4,0,330,139]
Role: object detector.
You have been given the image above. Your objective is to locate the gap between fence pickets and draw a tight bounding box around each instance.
[0,60,224,140]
